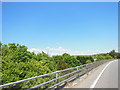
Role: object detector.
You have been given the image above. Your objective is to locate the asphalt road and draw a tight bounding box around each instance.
[94,60,118,88]
[65,60,118,88]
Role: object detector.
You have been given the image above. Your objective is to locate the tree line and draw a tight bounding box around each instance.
[0,42,119,88]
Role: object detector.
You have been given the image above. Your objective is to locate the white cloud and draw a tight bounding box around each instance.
[27,47,115,56]
[27,48,47,54]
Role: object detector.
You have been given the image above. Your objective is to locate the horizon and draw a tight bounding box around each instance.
[2,2,118,55]
[1,42,118,56]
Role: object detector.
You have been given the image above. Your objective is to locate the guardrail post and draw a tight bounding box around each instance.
[77,66,79,77]
[77,66,79,71]
[56,71,59,88]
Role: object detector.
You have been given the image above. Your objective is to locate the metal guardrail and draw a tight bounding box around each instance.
[0,59,113,89]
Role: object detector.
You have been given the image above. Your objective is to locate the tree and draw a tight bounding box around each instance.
[53,55,63,63]
[109,50,117,58]
[2,42,117,89]
[62,53,81,67]
[56,60,70,70]
[117,53,120,59]
[76,56,86,64]
[86,60,92,64]
[0,41,2,54]
[2,43,53,88]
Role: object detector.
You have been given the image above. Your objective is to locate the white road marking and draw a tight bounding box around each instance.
[90,60,117,88]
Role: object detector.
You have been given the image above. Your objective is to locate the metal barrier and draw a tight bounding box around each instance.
[0,59,113,89]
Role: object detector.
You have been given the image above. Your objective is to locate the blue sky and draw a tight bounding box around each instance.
[2,2,118,55]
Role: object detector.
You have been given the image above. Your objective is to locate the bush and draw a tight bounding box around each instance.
[86,60,92,64]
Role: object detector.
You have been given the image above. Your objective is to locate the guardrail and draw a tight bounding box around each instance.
[0,59,113,89]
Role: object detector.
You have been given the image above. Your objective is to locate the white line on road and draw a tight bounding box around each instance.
[90,60,117,88]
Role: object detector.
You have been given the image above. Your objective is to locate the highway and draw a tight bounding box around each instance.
[65,59,118,88]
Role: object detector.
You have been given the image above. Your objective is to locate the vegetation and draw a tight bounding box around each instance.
[0,42,119,88]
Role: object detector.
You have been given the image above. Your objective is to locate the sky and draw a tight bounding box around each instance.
[2,2,118,56]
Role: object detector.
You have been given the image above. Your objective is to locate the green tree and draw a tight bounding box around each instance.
[109,50,117,58]
[56,60,70,70]
[62,53,80,67]
[86,60,92,64]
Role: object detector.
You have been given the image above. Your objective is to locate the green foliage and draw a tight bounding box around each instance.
[94,53,113,61]
[76,56,94,64]
[56,60,70,70]
[62,53,80,67]
[117,53,120,59]
[86,60,92,64]
[1,42,118,89]
[109,50,119,59]
[0,41,2,54]
[2,43,52,86]
[53,55,63,63]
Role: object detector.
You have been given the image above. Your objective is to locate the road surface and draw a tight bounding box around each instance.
[94,60,118,88]
[65,59,118,88]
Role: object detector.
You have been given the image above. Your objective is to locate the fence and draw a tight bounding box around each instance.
[0,59,113,89]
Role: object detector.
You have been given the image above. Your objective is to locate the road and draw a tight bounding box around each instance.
[65,59,118,88]
[94,60,118,88]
